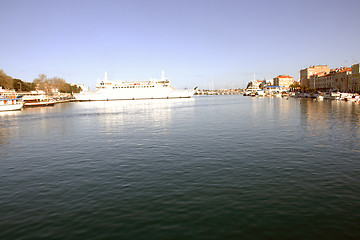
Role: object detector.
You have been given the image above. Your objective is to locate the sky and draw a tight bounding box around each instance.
[0,0,359,89]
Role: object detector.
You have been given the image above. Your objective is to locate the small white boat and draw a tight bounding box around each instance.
[316,93,324,100]
[344,94,360,102]
[324,91,341,100]
[255,89,266,97]
[0,96,24,112]
[244,86,261,97]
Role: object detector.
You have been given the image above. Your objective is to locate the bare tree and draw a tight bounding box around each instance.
[33,74,74,94]
[33,74,48,92]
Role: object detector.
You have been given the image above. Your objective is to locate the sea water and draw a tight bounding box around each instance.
[1,96,359,239]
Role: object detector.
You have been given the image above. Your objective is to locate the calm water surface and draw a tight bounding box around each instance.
[1,96,359,239]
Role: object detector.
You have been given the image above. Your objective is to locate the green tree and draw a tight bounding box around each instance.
[70,84,81,93]
[300,84,310,93]
[13,79,35,92]
[289,82,301,92]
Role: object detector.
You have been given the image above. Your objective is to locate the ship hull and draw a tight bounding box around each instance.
[74,88,195,101]
[0,103,23,112]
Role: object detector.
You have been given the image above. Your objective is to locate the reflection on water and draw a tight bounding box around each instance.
[0,99,196,156]
[299,99,360,151]
[0,111,22,153]
[0,110,23,118]
[249,97,298,125]
[75,98,196,134]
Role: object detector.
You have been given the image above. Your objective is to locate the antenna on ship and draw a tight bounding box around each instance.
[104,72,108,81]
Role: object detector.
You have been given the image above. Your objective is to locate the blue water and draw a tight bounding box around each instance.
[1,96,359,239]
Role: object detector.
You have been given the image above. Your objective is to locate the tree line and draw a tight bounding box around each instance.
[0,69,81,94]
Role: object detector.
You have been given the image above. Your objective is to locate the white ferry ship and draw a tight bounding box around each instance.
[74,71,196,101]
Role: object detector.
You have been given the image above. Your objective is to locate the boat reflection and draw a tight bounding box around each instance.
[73,98,196,135]
[0,110,22,118]
[0,111,21,149]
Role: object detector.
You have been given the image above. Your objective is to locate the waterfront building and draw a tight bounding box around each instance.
[310,67,351,92]
[333,68,351,92]
[349,63,360,92]
[273,75,294,88]
[300,65,329,87]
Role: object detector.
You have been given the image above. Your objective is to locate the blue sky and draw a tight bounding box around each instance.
[0,0,359,89]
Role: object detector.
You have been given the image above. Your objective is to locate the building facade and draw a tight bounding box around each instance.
[310,67,351,92]
[273,75,294,88]
[349,63,360,92]
[300,65,329,87]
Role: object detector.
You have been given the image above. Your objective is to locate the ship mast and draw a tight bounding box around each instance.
[104,72,108,82]
[162,70,165,81]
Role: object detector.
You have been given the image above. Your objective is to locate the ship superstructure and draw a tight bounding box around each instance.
[74,71,195,101]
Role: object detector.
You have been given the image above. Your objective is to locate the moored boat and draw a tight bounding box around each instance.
[255,89,266,97]
[23,95,55,107]
[0,96,24,112]
[316,95,324,100]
